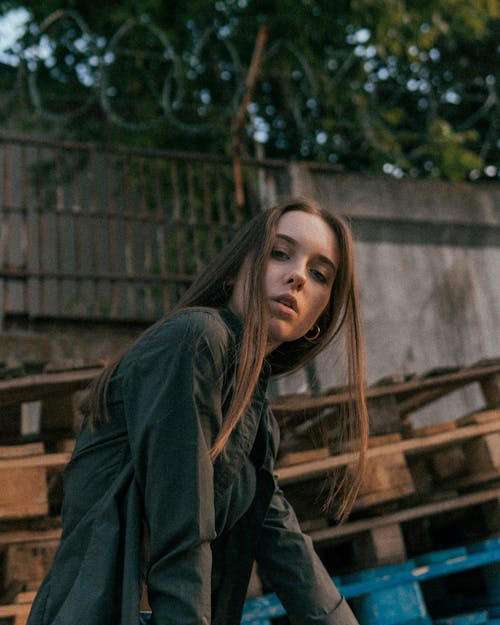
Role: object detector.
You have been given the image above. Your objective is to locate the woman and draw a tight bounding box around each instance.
[27,197,368,625]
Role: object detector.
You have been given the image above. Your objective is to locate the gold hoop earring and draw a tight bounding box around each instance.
[304,324,321,342]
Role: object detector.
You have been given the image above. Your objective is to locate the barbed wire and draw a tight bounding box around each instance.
[3,9,317,133]
[0,7,497,178]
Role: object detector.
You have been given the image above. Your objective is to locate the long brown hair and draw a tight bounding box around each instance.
[84,197,368,520]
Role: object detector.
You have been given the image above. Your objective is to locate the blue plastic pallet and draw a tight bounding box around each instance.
[341,559,430,625]
[241,537,500,625]
[434,611,489,625]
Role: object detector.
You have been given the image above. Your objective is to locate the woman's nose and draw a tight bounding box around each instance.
[286,270,306,289]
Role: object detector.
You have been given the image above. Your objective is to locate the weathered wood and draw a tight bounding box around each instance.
[366,394,401,435]
[480,498,500,534]
[480,373,500,407]
[406,410,500,491]
[15,591,37,604]
[0,528,61,546]
[406,456,434,496]
[277,447,329,468]
[40,391,82,436]
[397,386,457,418]
[277,416,500,486]
[0,443,43,459]
[352,523,407,567]
[409,420,457,437]
[0,405,22,434]
[271,362,500,420]
[0,367,101,406]
[0,452,70,470]
[368,433,402,447]
[463,432,500,475]
[0,602,31,625]
[429,445,467,482]
[447,471,500,491]
[2,539,59,591]
[458,408,500,425]
[0,444,48,519]
[354,452,415,509]
[308,486,500,546]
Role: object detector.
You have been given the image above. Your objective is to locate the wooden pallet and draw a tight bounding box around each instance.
[0,412,498,589]
[1,357,499,616]
[277,409,500,488]
[272,359,500,436]
[0,599,32,625]
[277,409,500,569]
[0,360,103,444]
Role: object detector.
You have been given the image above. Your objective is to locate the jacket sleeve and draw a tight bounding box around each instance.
[120,311,229,625]
[255,481,359,624]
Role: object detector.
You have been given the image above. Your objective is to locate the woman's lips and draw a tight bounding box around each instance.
[270,298,297,318]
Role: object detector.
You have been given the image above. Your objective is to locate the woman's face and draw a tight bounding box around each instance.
[229,210,340,353]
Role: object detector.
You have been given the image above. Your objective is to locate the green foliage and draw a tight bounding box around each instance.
[0,0,498,180]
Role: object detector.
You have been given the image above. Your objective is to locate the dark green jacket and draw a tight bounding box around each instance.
[27,308,358,625]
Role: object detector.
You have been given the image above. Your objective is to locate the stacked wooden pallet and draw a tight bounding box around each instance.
[0,358,499,624]
[271,358,500,618]
[0,360,104,625]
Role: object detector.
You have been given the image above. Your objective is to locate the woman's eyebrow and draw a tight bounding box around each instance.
[275,233,337,272]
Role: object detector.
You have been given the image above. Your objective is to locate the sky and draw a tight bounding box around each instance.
[0,6,30,65]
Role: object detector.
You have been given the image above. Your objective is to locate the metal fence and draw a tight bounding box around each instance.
[0,134,287,322]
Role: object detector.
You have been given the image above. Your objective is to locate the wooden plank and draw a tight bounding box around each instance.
[41,394,75,432]
[0,602,31,625]
[277,447,329,468]
[0,528,61,546]
[121,155,135,318]
[1,142,12,316]
[105,152,121,318]
[0,452,70,470]
[352,523,407,567]
[0,603,32,616]
[462,432,500,476]
[277,418,500,486]
[410,421,457,437]
[308,486,500,546]
[368,433,402,447]
[355,452,415,509]
[0,367,102,406]
[458,408,500,426]
[154,157,169,314]
[15,590,37,604]
[0,443,44,458]
[3,538,59,591]
[366,394,401,435]
[480,373,500,407]
[0,444,48,519]
[271,362,500,419]
[430,445,466,481]
[398,385,461,417]
[447,471,500,491]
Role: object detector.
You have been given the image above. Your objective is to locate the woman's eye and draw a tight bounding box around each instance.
[311,269,327,284]
[271,248,289,260]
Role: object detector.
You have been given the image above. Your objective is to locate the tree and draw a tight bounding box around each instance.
[0,0,498,180]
